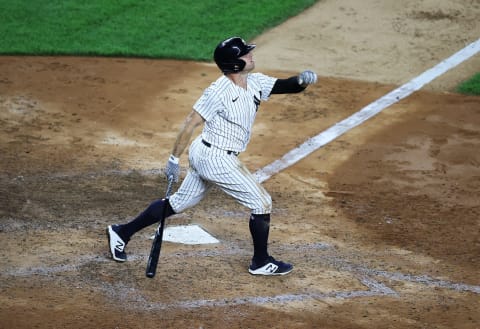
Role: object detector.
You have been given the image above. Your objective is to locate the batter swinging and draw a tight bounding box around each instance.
[107,36,317,275]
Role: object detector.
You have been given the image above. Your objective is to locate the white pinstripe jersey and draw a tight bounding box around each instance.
[194,73,277,152]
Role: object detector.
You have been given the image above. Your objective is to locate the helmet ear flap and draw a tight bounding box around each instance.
[220,58,246,74]
[235,59,247,72]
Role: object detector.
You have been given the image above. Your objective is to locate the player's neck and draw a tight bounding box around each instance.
[227,72,248,90]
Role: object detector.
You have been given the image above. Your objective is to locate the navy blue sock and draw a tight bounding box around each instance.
[119,198,175,240]
[249,213,270,265]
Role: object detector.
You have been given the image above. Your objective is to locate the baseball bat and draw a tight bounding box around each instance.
[146,176,174,278]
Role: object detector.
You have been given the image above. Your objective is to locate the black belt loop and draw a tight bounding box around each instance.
[202,139,238,156]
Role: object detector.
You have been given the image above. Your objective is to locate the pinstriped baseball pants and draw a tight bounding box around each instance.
[169,136,272,214]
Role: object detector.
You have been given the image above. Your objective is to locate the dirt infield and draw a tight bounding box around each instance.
[1,1,479,328]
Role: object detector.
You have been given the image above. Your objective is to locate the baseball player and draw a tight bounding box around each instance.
[107,36,317,276]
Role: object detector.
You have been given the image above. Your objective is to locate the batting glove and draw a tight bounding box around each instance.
[298,70,318,86]
[165,154,180,182]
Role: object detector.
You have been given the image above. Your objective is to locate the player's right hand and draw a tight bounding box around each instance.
[165,154,180,182]
[298,70,318,86]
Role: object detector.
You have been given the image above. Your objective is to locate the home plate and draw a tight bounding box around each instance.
[149,224,220,245]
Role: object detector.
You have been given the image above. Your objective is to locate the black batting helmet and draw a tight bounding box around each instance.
[213,37,256,74]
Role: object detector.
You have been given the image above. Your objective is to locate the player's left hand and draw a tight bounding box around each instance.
[298,70,318,86]
[165,154,180,182]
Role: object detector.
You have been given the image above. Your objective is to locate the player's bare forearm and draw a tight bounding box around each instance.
[171,110,205,158]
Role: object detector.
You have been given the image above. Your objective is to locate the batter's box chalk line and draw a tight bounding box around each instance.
[5,242,479,311]
[96,271,399,312]
[101,249,479,311]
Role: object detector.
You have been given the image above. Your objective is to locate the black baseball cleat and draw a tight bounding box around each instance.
[107,225,127,262]
[248,256,293,276]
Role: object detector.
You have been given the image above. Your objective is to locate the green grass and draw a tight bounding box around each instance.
[456,73,480,96]
[0,0,317,60]
[1,1,478,94]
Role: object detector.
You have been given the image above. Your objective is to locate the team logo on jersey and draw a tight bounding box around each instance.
[253,95,261,112]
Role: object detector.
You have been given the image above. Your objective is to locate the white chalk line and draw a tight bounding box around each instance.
[254,38,480,183]
[4,242,479,311]
[135,279,396,311]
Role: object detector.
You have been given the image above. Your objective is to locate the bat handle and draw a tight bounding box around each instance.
[165,175,174,197]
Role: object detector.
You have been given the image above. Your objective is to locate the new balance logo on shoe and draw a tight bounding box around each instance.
[107,225,127,262]
[248,256,293,276]
[115,241,124,252]
[264,263,278,273]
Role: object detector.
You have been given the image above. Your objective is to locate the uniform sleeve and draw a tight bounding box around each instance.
[251,73,277,101]
[270,76,306,94]
[193,85,220,122]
